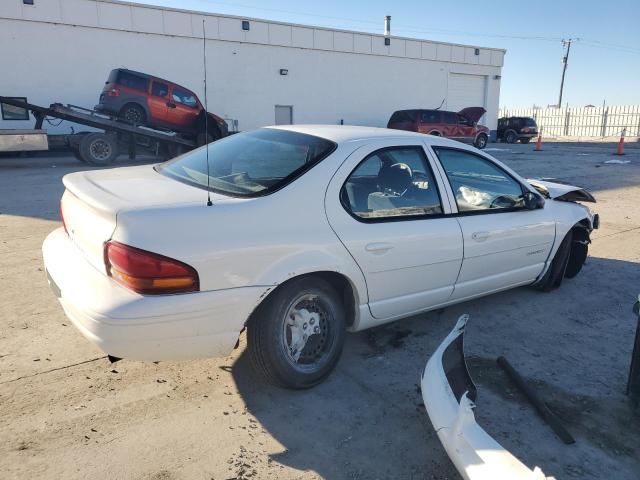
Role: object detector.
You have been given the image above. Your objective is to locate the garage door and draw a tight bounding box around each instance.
[447,73,487,116]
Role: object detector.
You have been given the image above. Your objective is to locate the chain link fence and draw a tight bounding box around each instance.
[499,105,640,138]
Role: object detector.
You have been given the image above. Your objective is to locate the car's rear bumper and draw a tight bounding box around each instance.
[421,315,554,479]
[43,228,268,361]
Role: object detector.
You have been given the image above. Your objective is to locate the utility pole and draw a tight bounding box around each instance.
[558,38,576,108]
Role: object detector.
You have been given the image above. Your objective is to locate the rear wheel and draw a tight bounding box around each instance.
[119,104,146,126]
[505,130,517,144]
[79,133,119,166]
[474,133,488,149]
[247,277,346,389]
[520,137,531,144]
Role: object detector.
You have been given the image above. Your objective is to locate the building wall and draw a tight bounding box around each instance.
[0,0,504,134]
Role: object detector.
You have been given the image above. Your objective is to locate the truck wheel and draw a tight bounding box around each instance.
[196,129,220,147]
[520,137,531,144]
[80,133,119,166]
[71,146,87,163]
[474,133,488,149]
[505,130,517,143]
[119,104,146,126]
[247,277,346,389]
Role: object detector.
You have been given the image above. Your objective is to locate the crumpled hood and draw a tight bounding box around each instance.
[527,178,596,203]
[458,107,486,124]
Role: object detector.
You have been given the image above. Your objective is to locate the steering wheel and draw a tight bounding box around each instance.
[490,195,517,209]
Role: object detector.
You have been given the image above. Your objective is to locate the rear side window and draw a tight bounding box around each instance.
[342,147,443,221]
[157,129,336,197]
[420,110,441,123]
[389,111,417,123]
[116,71,149,92]
[172,87,198,108]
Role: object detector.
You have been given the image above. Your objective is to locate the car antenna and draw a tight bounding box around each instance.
[202,19,213,207]
[435,98,445,110]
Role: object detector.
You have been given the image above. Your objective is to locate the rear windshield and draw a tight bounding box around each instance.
[157,129,336,197]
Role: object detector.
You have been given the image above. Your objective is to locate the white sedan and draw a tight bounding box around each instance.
[43,125,598,389]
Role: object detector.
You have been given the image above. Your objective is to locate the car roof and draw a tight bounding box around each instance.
[268,124,470,148]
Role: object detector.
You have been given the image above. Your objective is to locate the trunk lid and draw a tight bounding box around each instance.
[61,165,231,272]
[458,107,486,124]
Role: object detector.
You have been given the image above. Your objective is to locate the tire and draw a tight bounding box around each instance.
[196,128,220,147]
[474,133,488,149]
[536,230,573,292]
[71,146,86,163]
[79,133,119,166]
[505,130,517,144]
[565,228,589,279]
[520,137,531,144]
[119,104,146,126]
[247,277,346,389]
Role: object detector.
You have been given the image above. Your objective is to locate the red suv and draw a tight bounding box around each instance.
[387,107,489,149]
[96,69,228,141]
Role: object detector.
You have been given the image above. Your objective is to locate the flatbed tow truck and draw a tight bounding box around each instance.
[0,96,204,165]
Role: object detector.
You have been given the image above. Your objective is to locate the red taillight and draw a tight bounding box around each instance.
[60,202,68,235]
[104,241,199,295]
[106,88,120,97]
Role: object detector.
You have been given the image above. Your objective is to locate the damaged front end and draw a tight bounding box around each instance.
[421,315,555,480]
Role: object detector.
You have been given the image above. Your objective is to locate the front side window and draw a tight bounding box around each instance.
[172,87,198,107]
[157,129,335,197]
[434,148,525,212]
[342,147,443,220]
[152,81,169,98]
[444,112,458,125]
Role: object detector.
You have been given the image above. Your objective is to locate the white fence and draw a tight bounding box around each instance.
[499,105,640,138]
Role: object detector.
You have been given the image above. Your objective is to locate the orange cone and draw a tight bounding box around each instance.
[534,127,543,151]
[616,128,626,155]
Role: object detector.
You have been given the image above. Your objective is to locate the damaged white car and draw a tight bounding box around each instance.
[43,125,598,388]
[421,315,555,479]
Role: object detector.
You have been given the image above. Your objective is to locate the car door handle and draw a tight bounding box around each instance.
[471,231,490,242]
[365,242,394,254]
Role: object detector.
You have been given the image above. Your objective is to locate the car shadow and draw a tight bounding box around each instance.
[230,256,640,479]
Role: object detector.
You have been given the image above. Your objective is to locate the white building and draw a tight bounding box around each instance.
[0,0,505,136]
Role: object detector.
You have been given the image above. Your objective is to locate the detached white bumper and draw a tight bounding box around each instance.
[42,228,268,361]
[421,315,554,480]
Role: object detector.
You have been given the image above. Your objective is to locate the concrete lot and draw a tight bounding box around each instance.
[1,141,639,480]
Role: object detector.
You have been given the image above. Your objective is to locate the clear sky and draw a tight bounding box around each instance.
[131,0,639,108]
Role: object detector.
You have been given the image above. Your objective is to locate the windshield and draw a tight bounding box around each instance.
[156,129,336,197]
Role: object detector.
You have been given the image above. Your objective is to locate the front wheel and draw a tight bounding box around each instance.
[474,133,488,149]
[247,277,346,389]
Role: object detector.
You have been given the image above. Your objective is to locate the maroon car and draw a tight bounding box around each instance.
[387,107,489,149]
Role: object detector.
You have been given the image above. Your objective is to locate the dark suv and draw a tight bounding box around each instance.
[497,116,538,144]
[96,69,228,141]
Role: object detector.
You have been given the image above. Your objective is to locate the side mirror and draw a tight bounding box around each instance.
[523,191,545,210]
